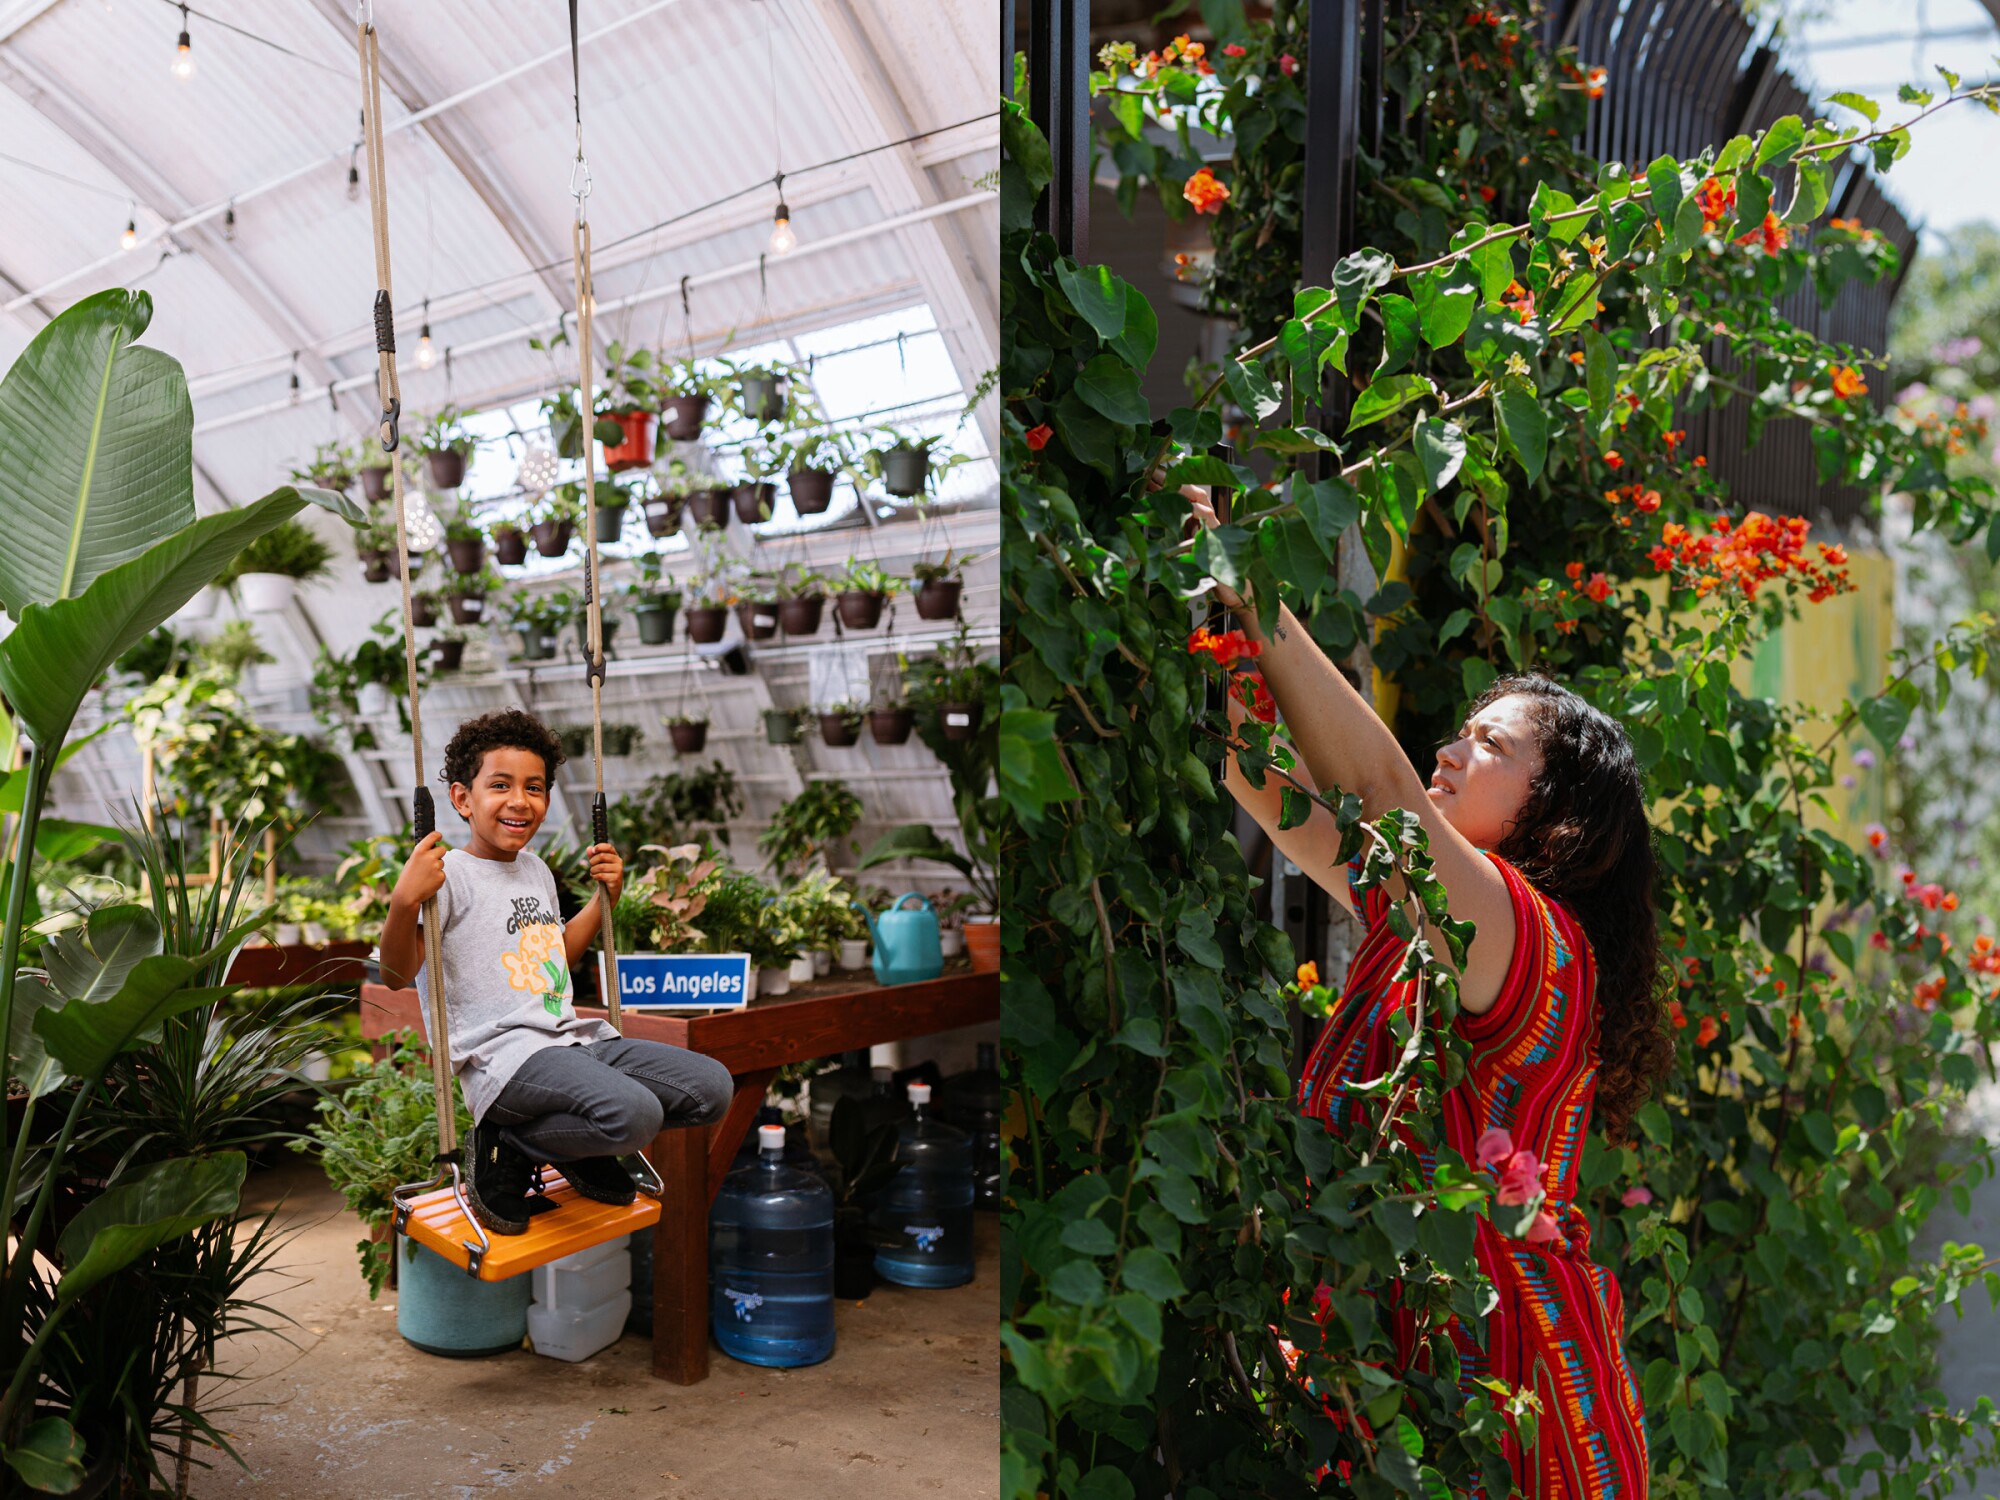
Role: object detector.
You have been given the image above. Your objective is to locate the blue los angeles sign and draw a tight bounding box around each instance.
[596,951,752,1011]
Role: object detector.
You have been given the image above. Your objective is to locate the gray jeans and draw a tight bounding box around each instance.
[482,1037,734,1162]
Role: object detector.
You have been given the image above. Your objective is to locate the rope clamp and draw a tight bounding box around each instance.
[379,392,401,453]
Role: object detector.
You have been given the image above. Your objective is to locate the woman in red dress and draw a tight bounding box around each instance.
[1190,493,1671,1497]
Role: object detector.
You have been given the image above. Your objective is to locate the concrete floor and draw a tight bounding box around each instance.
[196,1157,998,1499]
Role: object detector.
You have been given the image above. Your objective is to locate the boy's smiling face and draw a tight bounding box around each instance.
[449,746,552,859]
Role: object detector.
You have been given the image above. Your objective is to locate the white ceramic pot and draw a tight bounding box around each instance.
[759,966,793,997]
[302,1050,333,1083]
[837,939,869,971]
[939,929,964,959]
[173,584,218,622]
[812,950,831,976]
[743,967,760,1002]
[356,681,390,716]
[788,955,816,984]
[302,921,330,946]
[237,572,297,614]
[275,922,302,946]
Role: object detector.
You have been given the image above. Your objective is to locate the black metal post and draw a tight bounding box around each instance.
[1027,0,1089,260]
[1302,0,1362,441]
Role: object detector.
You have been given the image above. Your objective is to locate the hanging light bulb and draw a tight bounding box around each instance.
[171,3,194,79]
[403,489,442,552]
[223,202,236,242]
[346,146,361,204]
[768,172,796,255]
[119,216,138,252]
[517,443,559,502]
[288,352,301,406]
[416,299,435,370]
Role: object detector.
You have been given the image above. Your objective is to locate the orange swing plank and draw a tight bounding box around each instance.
[401,1171,661,1282]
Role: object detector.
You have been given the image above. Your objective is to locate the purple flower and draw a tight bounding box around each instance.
[1972,393,1997,421]
[1852,748,1876,769]
[1841,774,1857,789]
[1896,382,1930,406]
[1934,335,1983,365]
[1899,733,1917,752]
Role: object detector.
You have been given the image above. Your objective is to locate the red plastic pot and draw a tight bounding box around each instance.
[778,596,825,636]
[425,449,467,490]
[493,527,528,566]
[446,537,485,575]
[661,394,709,442]
[530,519,574,558]
[668,720,710,753]
[964,917,999,974]
[915,578,962,620]
[733,482,776,525]
[687,488,732,530]
[736,601,780,641]
[685,606,728,644]
[602,410,656,472]
[835,590,885,629]
[869,708,915,745]
[788,468,836,515]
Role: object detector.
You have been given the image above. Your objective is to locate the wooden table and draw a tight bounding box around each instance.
[357,967,999,1382]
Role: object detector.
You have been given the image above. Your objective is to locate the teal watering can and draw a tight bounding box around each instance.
[860,893,944,987]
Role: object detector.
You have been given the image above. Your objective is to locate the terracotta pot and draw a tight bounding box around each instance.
[963,917,999,974]
[687,488,732,530]
[778,595,825,636]
[914,577,962,620]
[446,536,485,575]
[736,601,780,640]
[882,446,929,497]
[788,467,836,514]
[360,551,391,584]
[835,590,885,629]
[409,593,438,628]
[668,720,709,753]
[433,638,466,671]
[447,593,488,626]
[634,602,676,645]
[643,496,684,537]
[426,449,467,490]
[941,701,983,741]
[359,464,391,503]
[869,708,915,745]
[733,481,776,525]
[601,410,656,471]
[531,518,574,557]
[685,605,728,644]
[819,712,862,747]
[661,393,709,442]
[493,526,527,566]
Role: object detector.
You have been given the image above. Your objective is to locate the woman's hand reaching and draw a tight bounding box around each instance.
[1180,483,1247,611]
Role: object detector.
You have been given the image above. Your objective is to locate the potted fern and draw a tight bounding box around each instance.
[687,480,733,531]
[431,623,468,672]
[658,357,731,442]
[491,515,528,567]
[291,437,358,494]
[647,459,700,537]
[663,712,710,754]
[735,364,788,425]
[224,518,335,613]
[735,574,781,641]
[911,550,967,621]
[355,514,397,583]
[415,405,477,490]
[871,431,932,498]
[868,686,915,746]
[734,440,781,526]
[504,590,565,661]
[408,589,439,628]
[592,476,633,546]
[625,552,680,645]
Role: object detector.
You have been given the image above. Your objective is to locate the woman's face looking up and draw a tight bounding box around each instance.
[1427,694,1546,849]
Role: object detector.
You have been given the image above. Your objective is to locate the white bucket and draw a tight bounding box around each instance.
[837,939,869,971]
[939,929,963,959]
[236,573,296,614]
[173,585,218,622]
[788,955,816,984]
[356,681,390,717]
[758,966,792,997]
[812,950,831,976]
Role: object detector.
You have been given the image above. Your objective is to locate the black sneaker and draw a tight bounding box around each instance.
[560,1155,637,1206]
[465,1122,534,1236]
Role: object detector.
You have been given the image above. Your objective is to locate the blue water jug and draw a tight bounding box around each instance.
[870,1082,975,1289]
[861,893,943,987]
[710,1124,836,1367]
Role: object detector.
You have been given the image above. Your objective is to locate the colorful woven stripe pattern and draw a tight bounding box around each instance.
[1297,847,1651,1497]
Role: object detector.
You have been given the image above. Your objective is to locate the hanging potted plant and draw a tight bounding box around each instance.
[538,382,587,461]
[647,459,700,537]
[624,552,681,645]
[734,440,781,525]
[291,436,359,495]
[683,570,732,644]
[559,584,620,658]
[443,513,486,575]
[817,701,864,747]
[687,481,734,531]
[592,476,633,546]
[784,430,852,516]
[603,722,643,756]
[762,706,805,746]
[916,622,991,741]
[735,364,789,425]
[869,430,933,498]
[774,562,828,637]
[598,340,659,471]
[911,550,967,621]
[358,453,393,502]
[222,517,336,614]
[868,687,915,746]
[834,557,898,630]
[355,514,397,583]
[415,405,477,490]
[735,573,781,641]
[491,515,529,567]
[663,713,710,753]
[503,590,565,661]
[531,482,582,558]
[431,624,468,672]
[443,563,501,626]
[408,589,439,629]
[658,357,731,441]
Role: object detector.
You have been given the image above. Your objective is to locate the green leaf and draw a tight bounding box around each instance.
[1494,389,1548,482]
[1332,248,1395,325]
[56,1151,247,1302]
[1645,157,1684,232]
[857,823,974,881]
[1074,354,1151,425]
[8,975,69,1100]
[1461,656,1498,705]
[1110,282,1159,372]
[1121,1245,1189,1301]
[1060,1216,1119,1255]
[1732,171,1772,240]
[1755,115,1805,169]
[1053,259,1128,342]
[999,691,1076,820]
[1633,1100,1671,1146]
[0,485,361,751]
[1376,294,1421,378]
[1584,329,1614,417]
[1295,476,1360,553]
[1414,418,1466,492]
[1220,357,1283,422]
[3,1417,86,1494]
[42,903,161,1005]
[0,290,193,615]
[1858,692,1914,753]
[1897,84,1934,105]
[1279,786,1312,830]
[1414,269,1478,349]
[1347,374,1433,435]
[34,958,231,1083]
[1826,91,1880,123]
[1784,158,1829,225]
[1529,181,1583,244]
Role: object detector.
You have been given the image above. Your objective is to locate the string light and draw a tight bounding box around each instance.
[416,298,435,370]
[172,4,194,80]
[403,490,442,551]
[517,444,558,501]
[768,171,795,255]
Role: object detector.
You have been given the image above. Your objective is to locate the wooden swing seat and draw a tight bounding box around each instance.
[399,1169,661,1281]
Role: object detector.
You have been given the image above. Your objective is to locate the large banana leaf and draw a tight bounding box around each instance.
[0,289,194,613]
[0,484,359,749]
[32,965,228,1082]
[54,1150,246,1303]
[42,904,162,1004]
[7,974,67,1100]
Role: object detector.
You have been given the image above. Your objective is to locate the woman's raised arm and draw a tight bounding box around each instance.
[1220,689,1358,921]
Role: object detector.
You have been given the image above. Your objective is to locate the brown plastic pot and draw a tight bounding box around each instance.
[360,551,391,584]
[643,496,684,537]
[869,708,915,745]
[788,467,836,514]
[602,410,656,472]
[447,594,488,626]
[687,488,732,530]
[433,638,466,671]
[359,465,391,503]
[914,578,963,620]
[778,596,825,636]
[661,394,709,442]
[426,449,467,490]
[446,537,485,575]
[733,482,777,525]
[531,518,574,557]
[409,594,439,628]
[834,590,885,629]
[736,601,780,640]
[882,446,929,497]
[493,526,527,566]
[668,720,710,753]
[685,606,728,644]
[819,712,862,747]
[940,701,984,741]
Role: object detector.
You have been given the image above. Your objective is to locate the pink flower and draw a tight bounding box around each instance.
[1621,1185,1653,1207]
[1497,1149,1544,1205]
[1525,1210,1562,1243]
[1474,1127,1515,1167]
[1279,53,1298,75]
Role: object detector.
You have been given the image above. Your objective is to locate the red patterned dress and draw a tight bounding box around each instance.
[1297,846,1651,1497]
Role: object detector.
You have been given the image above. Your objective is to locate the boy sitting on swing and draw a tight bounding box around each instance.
[379,708,734,1235]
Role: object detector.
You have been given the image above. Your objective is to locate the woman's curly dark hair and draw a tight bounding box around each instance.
[1462,673,1675,1145]
[441,708,565,799]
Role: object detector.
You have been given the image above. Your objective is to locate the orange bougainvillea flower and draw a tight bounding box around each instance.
[1297,961,1320,988]
[1831,366,1868,400]
[1913,976,1946,1011]
[1232,670,1278,723]
[1183,166,1231,215]
[1188,626,1262,669]
[1735,210,1787,254]
[1695,1015,1720,1046]
[1634,488,1661,513]
[1501,278,1535,323]
[1024,423,1052,451]
[1586,65,1607,98]
[1565,560,1585,581]
[1584,572,1612,603]
[1279,52,1298,75]
[1694,175,1736,232]
[1602,450,1623,469]
[1223,42,1247,57]
[1567,349,1586,366]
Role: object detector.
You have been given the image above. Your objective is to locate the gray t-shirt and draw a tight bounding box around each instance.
[411,847,618,1122]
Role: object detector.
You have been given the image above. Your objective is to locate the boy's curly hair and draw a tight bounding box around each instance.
[441,708,565,793]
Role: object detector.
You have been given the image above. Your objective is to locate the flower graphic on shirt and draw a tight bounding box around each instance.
[502,920,571,1016]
